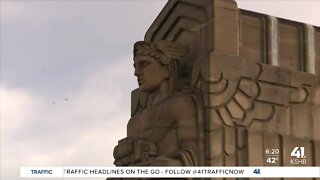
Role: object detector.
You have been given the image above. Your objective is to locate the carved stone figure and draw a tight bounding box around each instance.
[113,40,202,166]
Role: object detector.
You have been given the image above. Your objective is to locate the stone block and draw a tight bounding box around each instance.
[314,141,320,166]
[237,127,246,149]
[315,30,320,75]
[205,108,223,131]
[226,99,244,119]
[224,153,237,166]
[238,79,259,99]
[207,128,223,159]
[275,106,291,136]
[291,103,312,139]
[224,126,236,156]
[259,64,291,85]
[278,20,304,72]
[257,82,290,106]
[212,0,239,56]
[208,157,224,166]
[240,11,267,63]
[247,130,264,165]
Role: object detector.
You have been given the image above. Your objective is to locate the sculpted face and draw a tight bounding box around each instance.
[134,55,169,93]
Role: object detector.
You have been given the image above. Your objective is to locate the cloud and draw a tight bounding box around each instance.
[0,1,21,22]
[0,56,137,180]
[237,0,320,26]
[0,86,44,179]
[0,0,166,97]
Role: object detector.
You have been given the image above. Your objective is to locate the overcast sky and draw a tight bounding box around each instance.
[1,0,319,180]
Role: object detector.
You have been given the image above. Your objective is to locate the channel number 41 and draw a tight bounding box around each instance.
[290,147,307,165]
[291,147,305,158]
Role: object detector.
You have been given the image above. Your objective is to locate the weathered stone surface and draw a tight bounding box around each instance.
[275,107,291,136]
[259,64,291,85]
[240,11,267,63]
[238,79,259,99]
[257,82,290,106]
[207,128,223,159]
[212,0,239,56]
[291,103,313,139]
[224,126,236,155]
[237,127,246,149]
[208,157,224,166]
[313,87,320,141]
[314,141,320,166]
[247,130,264,166]
[278,20,304,72]
[205,108,223,131]
[224,153,237,166]
[315,29,320,75]
[226,99,244,119]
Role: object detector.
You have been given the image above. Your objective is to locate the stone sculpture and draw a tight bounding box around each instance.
[111,1,320,179]
[113,40,205,166]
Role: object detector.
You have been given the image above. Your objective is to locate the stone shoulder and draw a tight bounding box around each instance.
[165,92,197,117]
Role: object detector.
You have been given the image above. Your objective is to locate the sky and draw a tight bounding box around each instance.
[0,0,319,180]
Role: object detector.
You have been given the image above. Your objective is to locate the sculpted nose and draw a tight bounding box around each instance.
[134,67,141,77]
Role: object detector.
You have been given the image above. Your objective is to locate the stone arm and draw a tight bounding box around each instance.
[137,95,198,166]
[169,95,198,166]
[113,95,198,166]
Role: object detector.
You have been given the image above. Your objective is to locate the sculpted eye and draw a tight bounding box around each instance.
[140,61,150,67]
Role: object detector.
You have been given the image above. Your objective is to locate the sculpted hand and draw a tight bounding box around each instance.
[113,138,134,166]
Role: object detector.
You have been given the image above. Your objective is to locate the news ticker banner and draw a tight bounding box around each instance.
[21,166,320,178]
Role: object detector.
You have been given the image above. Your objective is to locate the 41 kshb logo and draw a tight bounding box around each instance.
[290,147,307,165]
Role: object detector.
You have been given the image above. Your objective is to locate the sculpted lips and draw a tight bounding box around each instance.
[137,78,144,85]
